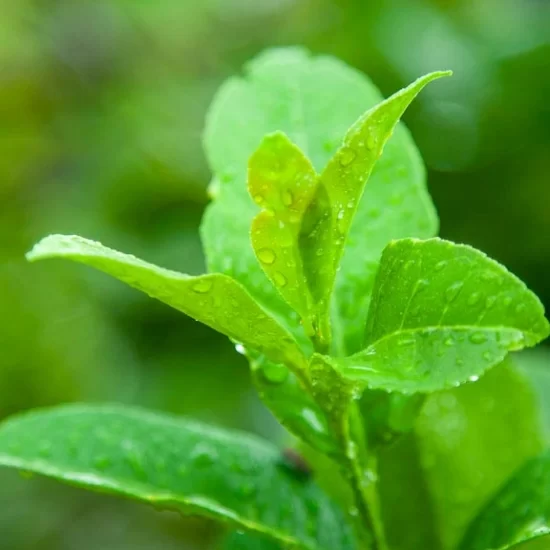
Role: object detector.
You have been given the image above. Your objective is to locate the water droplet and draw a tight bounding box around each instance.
[262,362,289,384]
[282,190,293,206]
[366,135,376,150]
[192,279,213,294]
[339,147,356,167]
[503,296,513,306]
[337,209,344,220]
[253,194,265,205]
[481,271,496,282]
[445,282,464,303]
[347,201,354,209]
[485,296,497,309]
[349,506,359,517]
[444,337,455,347]
[398,337,416,347]
[435,261,447,272]
[191,443,217,467]
[456,358,465,366]
[482,351,492,362]
[515,303,526,315]
[273,272,287,287]
[235,344,246,355]
[467,293,481,306]
[315,248,324,257]
[469,375,480,382]
[258,248,276,265]
[469,332,488,344]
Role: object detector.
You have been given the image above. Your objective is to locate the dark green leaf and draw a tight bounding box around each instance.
[300,71,450,346]
[0,405,356,550]
[460,447,550,550]
[220,531,282,550]
[416,363,543,549]
[26,234,306,371]
[318,238,549,393]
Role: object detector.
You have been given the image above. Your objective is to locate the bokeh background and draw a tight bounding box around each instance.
[1,0,549,548]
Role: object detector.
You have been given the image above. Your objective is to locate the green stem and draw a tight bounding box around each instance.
[340,403,387,550]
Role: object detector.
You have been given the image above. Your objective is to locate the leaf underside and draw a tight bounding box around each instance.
[0,405,355,550]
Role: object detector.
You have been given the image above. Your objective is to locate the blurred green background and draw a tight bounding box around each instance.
[0,0,548,548]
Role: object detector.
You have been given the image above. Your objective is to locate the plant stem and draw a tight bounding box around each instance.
[340,404,388,550]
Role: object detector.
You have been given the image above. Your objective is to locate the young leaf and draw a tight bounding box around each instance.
[416,362,543,550]
[460,449,550,550]
[300,71,451,344]
[201,47,441,355]
[316,238,549,393]
[0,405,356,550]
[26,234,306,370]
[248,132,319,338]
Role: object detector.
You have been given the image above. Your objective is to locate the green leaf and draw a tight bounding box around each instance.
[0,405,356,550]
[317,238,549,393]
[248,132,319,338]
[460,448,550,550]
[300,71,451,347]
[201,47,442,357]
[501,533,550,550]
[416,362,543,550]
[26,234,306,371]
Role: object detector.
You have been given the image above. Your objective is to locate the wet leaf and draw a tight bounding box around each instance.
[416,363,543,549]
[317,238,549,393]
[248,132,319,339]
[301,71,451,348]
[26,234,306,370]
[0,405,356,550]
[219,531,282,549]
[201,47,442,357]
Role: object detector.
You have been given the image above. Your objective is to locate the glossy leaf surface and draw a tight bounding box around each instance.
[248,132,318,336]
[0,405,355,550]
[416,363,543,549]
[301,71,450,341]
[201,47,441,356]
[26,234,305,370]
[321,238,549,393]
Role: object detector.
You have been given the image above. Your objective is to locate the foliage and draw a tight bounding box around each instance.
[1,48,548,550]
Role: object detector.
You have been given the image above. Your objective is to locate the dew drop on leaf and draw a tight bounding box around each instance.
[234,344,246,355]
[366,134,376,150]
[435,260,447,272]
[467,293,481,306]
[445,282,464,303]
[192,279,213,294]
[469,332,488,344]
[273,272,287,287]
[468,375,480,382]
[281,190,293,206]
[444,337,455,347]
[482,351,492,362]
[339,147,356,167]
[190,443,217,467]
[257,248,276,265]
[261,362,289,384]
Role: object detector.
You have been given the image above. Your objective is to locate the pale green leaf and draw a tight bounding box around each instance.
[248,132,318,338]
[201,47,441,357]
[317,238,549,393]
[0,405,356,550]
[301,71,451,346]
[416,363,543,549]
[26,234,306,370]
[459,448,550,550]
